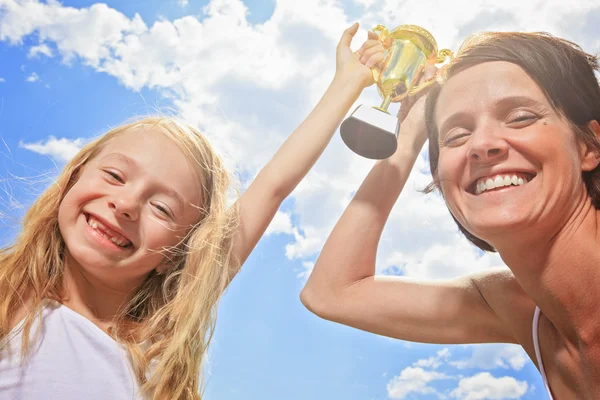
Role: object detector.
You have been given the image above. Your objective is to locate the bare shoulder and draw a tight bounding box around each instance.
[470,267,537,347]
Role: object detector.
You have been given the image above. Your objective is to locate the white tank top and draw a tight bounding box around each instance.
[0,301,142,400]
[532,306,554,399]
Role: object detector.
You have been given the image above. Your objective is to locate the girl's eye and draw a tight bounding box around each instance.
[105,170,124,183]
[153,203,172,218]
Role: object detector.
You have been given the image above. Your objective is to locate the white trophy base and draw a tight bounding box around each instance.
[340,105,399,159]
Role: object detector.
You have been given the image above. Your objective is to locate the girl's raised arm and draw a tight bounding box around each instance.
[230,23,373,268]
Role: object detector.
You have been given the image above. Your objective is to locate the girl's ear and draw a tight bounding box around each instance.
[581,120,600,172]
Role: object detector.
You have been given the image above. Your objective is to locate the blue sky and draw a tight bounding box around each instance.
[1,0,599,399]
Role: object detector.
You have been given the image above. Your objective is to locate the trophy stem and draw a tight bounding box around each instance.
[373,95,392,114]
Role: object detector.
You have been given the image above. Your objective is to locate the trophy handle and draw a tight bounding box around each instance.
[407,48,454,96]
[436,48,454,64]
[370,25,390,85]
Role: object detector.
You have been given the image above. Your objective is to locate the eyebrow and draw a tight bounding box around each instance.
[103,152,186,210]
[438,95,546,137]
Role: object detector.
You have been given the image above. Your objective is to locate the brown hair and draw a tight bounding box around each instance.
[424,32,600,252]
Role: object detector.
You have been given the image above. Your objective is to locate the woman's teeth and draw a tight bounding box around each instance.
[87,216,132,248]
[475,174,530,195]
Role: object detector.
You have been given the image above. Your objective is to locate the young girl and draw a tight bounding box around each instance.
[302,31,600,399]
[0,23,373,400]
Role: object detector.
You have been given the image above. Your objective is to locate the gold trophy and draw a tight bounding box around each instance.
[340,24,453,159]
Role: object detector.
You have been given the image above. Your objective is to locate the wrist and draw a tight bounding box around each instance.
[392,120,428,160]
[331,69,371,92]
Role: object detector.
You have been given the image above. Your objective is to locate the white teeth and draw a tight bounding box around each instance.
[86,216,130,248]
[493,176,503,188]
[475,174,531,195]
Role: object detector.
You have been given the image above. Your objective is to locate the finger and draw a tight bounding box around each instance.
[338,22,359,49]
[365,53,384,68]
[367,30,379,40]
[423,64,438,80]
[356,39,381,57]
[360,43,384,63]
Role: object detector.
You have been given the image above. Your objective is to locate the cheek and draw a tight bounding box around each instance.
[142,216,188,250]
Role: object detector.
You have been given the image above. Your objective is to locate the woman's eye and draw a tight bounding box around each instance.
[508,112,538,125]
[443,131,470,146]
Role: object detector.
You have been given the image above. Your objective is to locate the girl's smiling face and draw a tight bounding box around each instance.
[434,61,599,245]
[58,128,203,290]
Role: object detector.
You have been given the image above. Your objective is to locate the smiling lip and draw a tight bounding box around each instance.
[84,213,133,248]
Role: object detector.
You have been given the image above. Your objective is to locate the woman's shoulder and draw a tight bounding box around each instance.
[472,267,538,349]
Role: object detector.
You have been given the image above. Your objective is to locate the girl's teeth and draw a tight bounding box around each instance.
[87,216,130,247]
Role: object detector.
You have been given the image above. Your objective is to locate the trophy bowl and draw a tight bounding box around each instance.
[340,24,453,160]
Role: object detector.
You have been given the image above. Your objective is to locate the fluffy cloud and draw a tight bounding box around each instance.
[387,366,450,399]
[450,344,529,371]
[27,43,52,58]
[450,372,528,400]
[2,0,598,280]
[265,210,294,236]
[19,136,85,162]
[413,347,451,369]
[25,72,39,82]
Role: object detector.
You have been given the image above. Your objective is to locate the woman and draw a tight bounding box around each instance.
[302,30,600,399]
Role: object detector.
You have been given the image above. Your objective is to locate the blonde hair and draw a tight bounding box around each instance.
[0,116,239,399]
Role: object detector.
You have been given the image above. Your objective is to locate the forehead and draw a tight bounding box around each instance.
[435,61,551,123]
[94,127,203,208]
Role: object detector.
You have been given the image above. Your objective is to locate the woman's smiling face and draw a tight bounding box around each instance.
[434,61,597,245]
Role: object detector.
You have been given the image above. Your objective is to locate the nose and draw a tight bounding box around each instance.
[466,124,509,163]
[108,195,139,221]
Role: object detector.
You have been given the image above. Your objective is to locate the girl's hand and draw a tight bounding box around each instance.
[334,23,377,89]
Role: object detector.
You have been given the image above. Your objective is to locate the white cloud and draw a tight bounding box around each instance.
[450,372,528,400]
[177,0,189,6]
[265,210,294,236]
[25,72,39,82]
[387,366,450,399]
[0,77,5,83]
[413,347,451,369]
[28,43,52,58]
[19,136,84,162]
[450,344,528,371]
[1,0,598,285]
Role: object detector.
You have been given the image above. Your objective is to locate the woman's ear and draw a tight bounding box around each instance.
[581,120,600,172]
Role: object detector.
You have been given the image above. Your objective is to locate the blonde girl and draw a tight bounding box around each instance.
[0,23,371,400]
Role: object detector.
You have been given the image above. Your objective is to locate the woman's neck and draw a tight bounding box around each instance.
[497,198,600,348]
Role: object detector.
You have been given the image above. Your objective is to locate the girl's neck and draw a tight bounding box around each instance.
[61,254,140,331]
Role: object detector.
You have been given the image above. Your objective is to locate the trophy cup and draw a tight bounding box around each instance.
[340,24,453,159]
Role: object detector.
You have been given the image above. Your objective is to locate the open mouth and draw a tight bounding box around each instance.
[85,213,133,248]
[468,172,537,195]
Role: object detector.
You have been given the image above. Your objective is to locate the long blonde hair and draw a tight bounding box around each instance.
[0,116,239,399]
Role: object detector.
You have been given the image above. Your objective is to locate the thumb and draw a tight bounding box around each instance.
[338,22,359,49]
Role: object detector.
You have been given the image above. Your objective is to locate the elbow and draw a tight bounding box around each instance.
[300,284,337,321]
